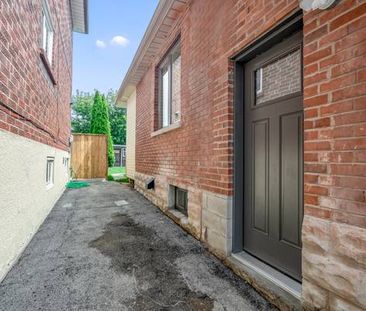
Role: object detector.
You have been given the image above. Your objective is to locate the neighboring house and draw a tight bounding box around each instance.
[0,0,88,282]
[117,0,366,309]
[118,89,136,180]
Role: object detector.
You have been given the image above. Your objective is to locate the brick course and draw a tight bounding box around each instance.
[303,0,366,229]
[0,0,73,151]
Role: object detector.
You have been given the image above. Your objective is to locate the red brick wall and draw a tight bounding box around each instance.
[301,2,366,308]
[0,0,73,151]
[303,0,366,230]
[135,0,299,196]
[131,0,366,308]
[136,0,366,222]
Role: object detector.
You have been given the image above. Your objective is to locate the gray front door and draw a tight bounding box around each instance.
[243,32,303,281]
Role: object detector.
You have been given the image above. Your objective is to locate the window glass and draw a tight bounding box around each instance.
[158,41,181,129]
[42,13,47,51]
[256,48,301,105]
[46,27,53,62]
[171,53,181,123]
[46,158,54,187]
[255,68,263,95]
[162,68,169,127]
[175,187,188,216]
[42,1,54,63]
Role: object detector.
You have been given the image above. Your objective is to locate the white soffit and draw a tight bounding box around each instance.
[70,0,88,34]
[116,0,188,105]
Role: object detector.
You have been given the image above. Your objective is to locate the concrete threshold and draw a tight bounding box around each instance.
[226,252,302,310]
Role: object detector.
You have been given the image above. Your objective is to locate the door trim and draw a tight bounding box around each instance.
[232,11,303,254]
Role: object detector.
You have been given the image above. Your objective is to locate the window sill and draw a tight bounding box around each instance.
[46,183,54,191]
[40,49,57,85]
[151,121,181,137]
[168,209,189,225]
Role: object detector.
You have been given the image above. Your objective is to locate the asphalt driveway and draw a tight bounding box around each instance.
[0,181,276,311]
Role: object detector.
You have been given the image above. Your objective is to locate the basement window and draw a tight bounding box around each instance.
[63,157,69,170]
[158,40,181,129]
[175,187,188,216]
[46,157,54,189]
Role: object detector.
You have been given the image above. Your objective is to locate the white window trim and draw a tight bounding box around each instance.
[46,157,55,190]
[41,0,54,64]
[151,121,181,137]
[158,41,181,129]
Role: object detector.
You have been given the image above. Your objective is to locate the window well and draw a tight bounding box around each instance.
[174,187,188,216]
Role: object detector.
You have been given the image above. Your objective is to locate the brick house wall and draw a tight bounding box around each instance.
[0,0,86,283]
[135,0,302,243]
[0,0,73,150]
[135,0,301,196]
[302,1,366,309]
[121,0,366,309]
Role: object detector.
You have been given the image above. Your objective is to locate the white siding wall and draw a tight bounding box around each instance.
[0,130,69,282]
[126,90,136,179]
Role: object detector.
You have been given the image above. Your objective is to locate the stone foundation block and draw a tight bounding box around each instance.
[302,215,331,254]
[302,278,328,310]
[331,222,366,268]
[303,248,366,308]
[202,191,232,256]
[329,295,364,311]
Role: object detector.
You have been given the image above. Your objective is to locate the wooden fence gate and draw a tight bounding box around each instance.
[71,134,108,179]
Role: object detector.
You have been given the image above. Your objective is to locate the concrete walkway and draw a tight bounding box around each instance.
[0,181,276,311]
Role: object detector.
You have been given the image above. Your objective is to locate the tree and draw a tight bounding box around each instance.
[90,91,115,167]
[71,90,93,133]
[71,89,126,145]
[105,89,126,145]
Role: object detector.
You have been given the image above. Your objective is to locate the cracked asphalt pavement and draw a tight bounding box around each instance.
[0,181,276,311]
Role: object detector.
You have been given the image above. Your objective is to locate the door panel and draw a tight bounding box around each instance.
[252,119,269,234]
[280,112,303,247]
[243,32,303,281]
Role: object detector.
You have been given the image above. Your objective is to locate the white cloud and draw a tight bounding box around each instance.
[110,36,129,47]
[96,40,106,48]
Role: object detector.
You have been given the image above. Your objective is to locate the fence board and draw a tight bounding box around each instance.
[71,134,108,179]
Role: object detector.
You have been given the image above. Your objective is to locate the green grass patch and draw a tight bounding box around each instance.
[108,166,126,175]
[107,166,128,183]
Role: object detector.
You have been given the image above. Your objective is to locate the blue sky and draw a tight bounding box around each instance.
[72,0,159,94]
